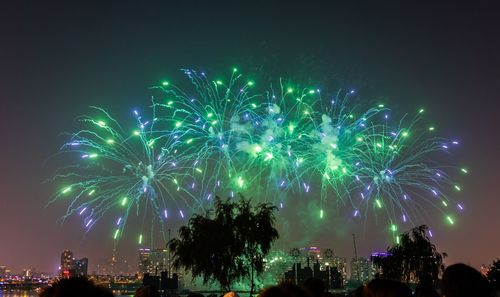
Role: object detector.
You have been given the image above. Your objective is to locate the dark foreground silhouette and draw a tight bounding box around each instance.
[39,277,113,297]
[441,263,496,297]
[362,278,412,297]
[259,283,312,297]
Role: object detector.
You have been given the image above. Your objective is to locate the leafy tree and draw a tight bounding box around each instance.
[168,196,278,294]
[487,259,500,292]
[373,225,446,284]
[234,199,279,295]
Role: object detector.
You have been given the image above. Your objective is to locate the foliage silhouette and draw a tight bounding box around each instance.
[168,196,278,294]
[487,259,500,292]
[373,225,446,283]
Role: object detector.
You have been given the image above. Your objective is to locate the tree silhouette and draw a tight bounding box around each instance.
[168,196,278,294]
[373,225,446,284]
[487,259,500,292]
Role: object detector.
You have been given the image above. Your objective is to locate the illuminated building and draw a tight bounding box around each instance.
[60,250,88,277]
[350,257,374,283]
[73,258,88,277]
[22,268,33,278]
[370,252,390,276]
[137,248,170,276]
[138,248,152,276]
[151,248,169,273]
[60,250,74,277]
[326,256,347,286]
[282,247,346,289]
[283,260,345,289]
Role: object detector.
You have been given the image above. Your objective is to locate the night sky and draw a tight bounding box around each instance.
[1,1,500,274]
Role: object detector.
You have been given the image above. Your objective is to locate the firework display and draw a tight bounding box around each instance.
[51,68,466,243]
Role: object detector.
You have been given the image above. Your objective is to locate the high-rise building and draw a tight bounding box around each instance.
[370,252,390,277]
[327,256,347,284]
[137,248,170,276]
[151,248,169,273]
[23,268,33,278]
[350,257,374,283]
[281,247,348,287]
[61,250,74,277]
[60,250,88,277]
[283,259,345,290]
[73,258,88,277]
[138,248,152,276]
[0,266,6,276]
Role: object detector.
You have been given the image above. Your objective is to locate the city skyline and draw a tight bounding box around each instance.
[0,246,381,282]
[0,245,387,277]
[1,1,500,273]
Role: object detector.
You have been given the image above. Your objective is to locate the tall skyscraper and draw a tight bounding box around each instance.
[370,252,390,277]
[60,250,74,277]
[150,248,169,273]
[138,248,152,276]
[350,257,374,283]
[0,266,7,276]
[23,268,33,278]
[328,256,347,286]
[137,248,170,276]
[60,250,88,277]
[73,257,88,277]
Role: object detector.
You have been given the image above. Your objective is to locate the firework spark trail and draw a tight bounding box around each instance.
[51,106,199,242]
[350,110,464,235]
[52,68,466,243]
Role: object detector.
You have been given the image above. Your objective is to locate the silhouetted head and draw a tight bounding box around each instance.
[134,285,161,297]
[415,280,438,297]
[364,278,412,297]
[441,263,494,297]
[352,285,364,297]
[39,277,113,297]
[259,283,311,297]
[302,277,325,297]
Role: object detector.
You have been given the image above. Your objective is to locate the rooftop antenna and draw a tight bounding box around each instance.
[168,229,171,277]
[352,233,360,281]
[352,234,358,260]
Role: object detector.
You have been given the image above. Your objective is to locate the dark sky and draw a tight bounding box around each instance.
[1,0,500,274]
